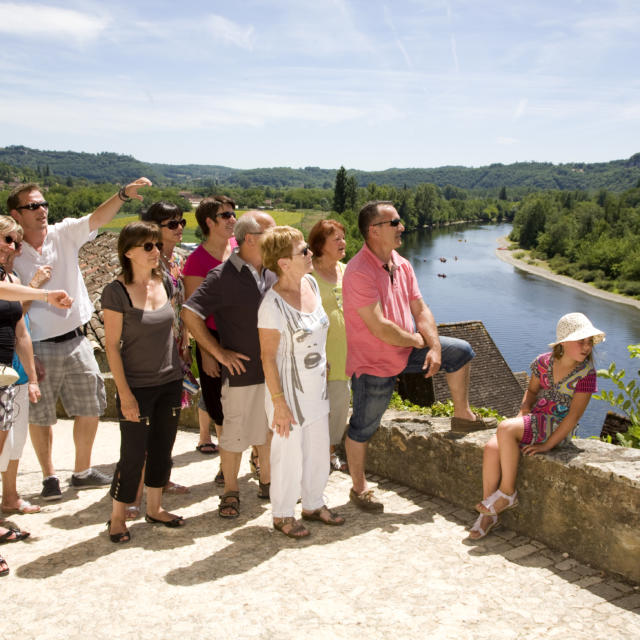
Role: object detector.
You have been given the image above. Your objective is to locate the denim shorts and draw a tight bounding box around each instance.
[347,337,474,443]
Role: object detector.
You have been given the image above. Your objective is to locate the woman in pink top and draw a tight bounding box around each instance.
[183,196,237,479]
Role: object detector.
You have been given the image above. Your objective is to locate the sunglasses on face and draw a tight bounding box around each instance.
[137,242,163,252]
[16,201,49,211]
[214,211,236,220]
[3,236,21,250]
[160,218,187,230]
[295,244,310,257]
[371,218,403,228]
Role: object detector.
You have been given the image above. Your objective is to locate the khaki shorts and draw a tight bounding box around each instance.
[220,381,269,453]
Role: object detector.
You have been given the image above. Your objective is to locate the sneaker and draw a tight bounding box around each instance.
[349,488,384,513]
[41,476,62,501]
[71,468,113,488]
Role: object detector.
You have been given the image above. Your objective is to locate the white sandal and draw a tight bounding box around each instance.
[467,513,498,540]
[476,489,518,516]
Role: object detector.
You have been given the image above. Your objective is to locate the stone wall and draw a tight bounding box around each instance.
[366,410,640,584]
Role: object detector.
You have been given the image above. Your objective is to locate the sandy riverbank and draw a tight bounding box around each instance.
[495,237,640,311]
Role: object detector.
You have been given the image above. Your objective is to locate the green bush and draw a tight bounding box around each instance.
[594,344,640,448]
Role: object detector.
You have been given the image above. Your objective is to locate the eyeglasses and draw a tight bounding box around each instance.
[137,242,163,252]
[294,244,310,257]
[16,201,49,211]
[214,211,236,220]
[371,218,403,228]
[160,218,187,230]
[3,236,21,251]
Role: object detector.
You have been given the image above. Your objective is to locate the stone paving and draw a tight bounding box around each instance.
[3,419,640,640]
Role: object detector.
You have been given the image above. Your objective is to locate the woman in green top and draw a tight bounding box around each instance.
[309,220,349,472]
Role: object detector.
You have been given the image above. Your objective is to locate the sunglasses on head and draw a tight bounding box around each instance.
[138,241,163,252]
[16,201,48,211]
[3,236,21,250]
[371,218,403,228]
[160,218,187,230]
[214,211,236,220]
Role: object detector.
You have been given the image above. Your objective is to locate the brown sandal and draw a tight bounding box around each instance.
[302,505,345,526]
[218,491,240,518]
[273,517,310,539]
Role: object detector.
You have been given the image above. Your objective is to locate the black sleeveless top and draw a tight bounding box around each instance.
[0,297,22,366]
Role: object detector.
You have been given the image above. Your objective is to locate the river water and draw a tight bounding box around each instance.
[398,222,640,438]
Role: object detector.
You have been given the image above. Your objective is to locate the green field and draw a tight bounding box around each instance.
[103,209,306,244]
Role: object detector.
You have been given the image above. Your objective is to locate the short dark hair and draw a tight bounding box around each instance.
[140,201,182,225]
[308,219,345,258]
[117,221,163,284]
[358,200,394,238]
[195,195,236,237]
[7,183,41,212]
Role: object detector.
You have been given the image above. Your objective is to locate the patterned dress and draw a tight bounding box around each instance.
[521,352,597,445]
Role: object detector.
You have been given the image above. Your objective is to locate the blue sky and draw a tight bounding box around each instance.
[1,0,639,170]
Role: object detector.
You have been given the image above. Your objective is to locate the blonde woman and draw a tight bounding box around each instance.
[258,226,344,539]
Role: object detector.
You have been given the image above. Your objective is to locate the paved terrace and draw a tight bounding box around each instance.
[4,419,640,640]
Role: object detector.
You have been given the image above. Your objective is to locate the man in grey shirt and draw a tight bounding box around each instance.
[182,211,276,518]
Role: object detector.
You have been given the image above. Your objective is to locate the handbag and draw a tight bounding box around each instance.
[0,365,19,387]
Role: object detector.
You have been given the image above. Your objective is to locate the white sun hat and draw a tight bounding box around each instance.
[549,312,606,347]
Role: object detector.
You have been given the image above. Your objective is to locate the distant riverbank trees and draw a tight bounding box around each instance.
[510,187,640,298]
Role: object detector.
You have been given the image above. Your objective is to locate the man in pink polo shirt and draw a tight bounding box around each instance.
[343,200,496,512]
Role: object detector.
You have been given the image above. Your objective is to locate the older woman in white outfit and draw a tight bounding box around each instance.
[258,226,345,539]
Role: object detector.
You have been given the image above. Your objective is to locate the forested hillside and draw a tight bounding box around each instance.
[2,145,639,193]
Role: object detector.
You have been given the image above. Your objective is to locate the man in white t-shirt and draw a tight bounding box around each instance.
[9,178,151,500]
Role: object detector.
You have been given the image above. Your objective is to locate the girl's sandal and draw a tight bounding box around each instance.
[273,517,310,539]
[467,513,498,540]
[476,489,518,516]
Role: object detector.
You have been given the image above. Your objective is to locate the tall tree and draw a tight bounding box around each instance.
[333,165,347,213]
[345,175,358,211]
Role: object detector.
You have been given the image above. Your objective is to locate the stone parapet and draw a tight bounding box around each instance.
[366,410,640,583]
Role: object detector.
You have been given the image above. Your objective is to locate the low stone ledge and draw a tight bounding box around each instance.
[367,409,640,584]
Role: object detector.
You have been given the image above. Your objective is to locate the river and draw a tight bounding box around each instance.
[398,222,640,438]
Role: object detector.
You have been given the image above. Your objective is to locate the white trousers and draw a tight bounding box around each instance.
[0,384,29,472]
[270,414,330,518]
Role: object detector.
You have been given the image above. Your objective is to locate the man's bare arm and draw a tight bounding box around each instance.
[357,301,424,348]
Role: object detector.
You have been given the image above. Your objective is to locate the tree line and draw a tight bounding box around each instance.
[510,186,640,298]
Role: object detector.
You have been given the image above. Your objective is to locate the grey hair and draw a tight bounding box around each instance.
[234,211,264,245]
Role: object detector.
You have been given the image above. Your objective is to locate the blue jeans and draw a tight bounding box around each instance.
[347,337,474,443]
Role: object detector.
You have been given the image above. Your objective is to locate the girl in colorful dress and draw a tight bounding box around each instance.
[468,312,605,540]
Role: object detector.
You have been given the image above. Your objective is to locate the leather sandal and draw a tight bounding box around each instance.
[0,527,30,544]
[476,489,518,516]
[218,491,240,518]
[302,505,345,526]
[257,482,270,500]
[0,554,9,577]
[107,520,131,543]
[273,517,310,539]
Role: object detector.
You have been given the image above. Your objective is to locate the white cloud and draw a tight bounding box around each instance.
[513,98,527,120]
[497,137,518,145]
[204,14,255,51]
[0,2,109,44]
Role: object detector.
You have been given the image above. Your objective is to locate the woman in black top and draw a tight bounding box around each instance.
[0,217,72,576]
[102,222,186,544]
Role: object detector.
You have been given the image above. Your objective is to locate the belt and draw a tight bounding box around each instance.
[41,326,85,344]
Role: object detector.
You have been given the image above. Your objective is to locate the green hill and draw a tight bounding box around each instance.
[1,145,639,192]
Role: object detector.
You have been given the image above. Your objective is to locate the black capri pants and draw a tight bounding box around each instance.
[110,378,182,504]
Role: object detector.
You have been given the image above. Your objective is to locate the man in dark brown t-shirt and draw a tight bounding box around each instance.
[183,211,275,518]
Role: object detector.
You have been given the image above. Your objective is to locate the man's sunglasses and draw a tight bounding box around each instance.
[160,218,187,230]
[16,201,48,211]
[3,236,21,251]
[371,218,403,228]
[137,242,163,252]
[214,211,236,220]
